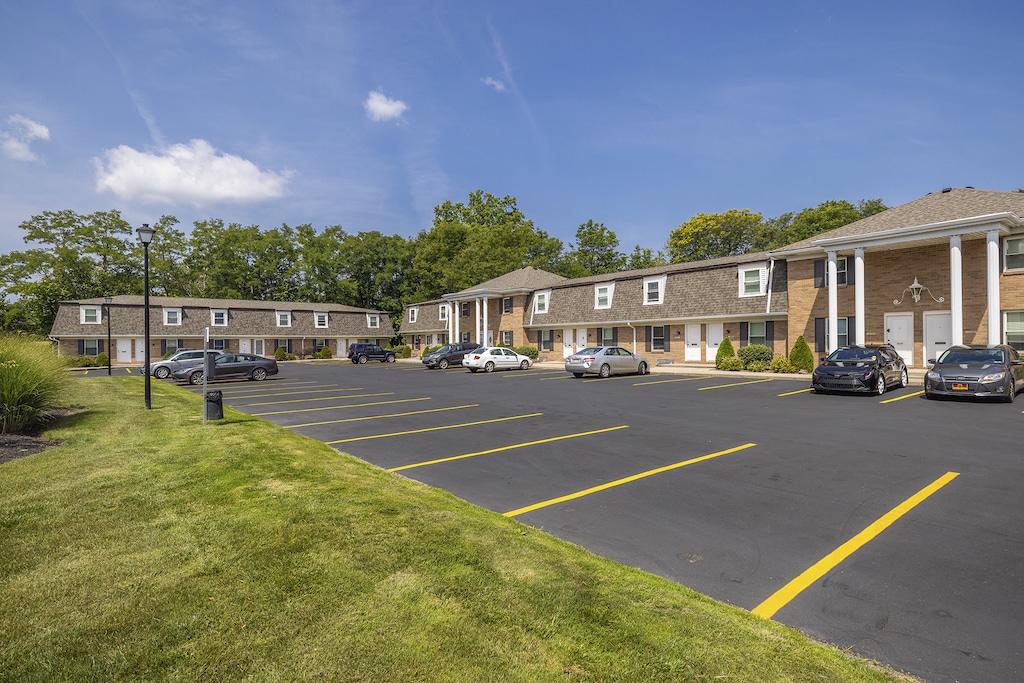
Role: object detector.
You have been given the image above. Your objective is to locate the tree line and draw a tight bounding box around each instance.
[0,190,886,336]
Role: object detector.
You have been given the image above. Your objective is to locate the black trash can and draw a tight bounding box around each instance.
[205,390,223,420]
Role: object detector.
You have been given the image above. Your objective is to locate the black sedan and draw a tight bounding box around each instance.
[924,344,1023,402]
[812,344,908,395]
[174,353,279,385]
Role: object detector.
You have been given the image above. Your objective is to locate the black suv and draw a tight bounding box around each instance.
[421,342,482,369]
[347,343,396,364]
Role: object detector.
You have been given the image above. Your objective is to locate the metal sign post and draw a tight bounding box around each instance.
[203,327,209,425]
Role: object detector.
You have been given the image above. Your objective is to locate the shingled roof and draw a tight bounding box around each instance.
[447,266,566,298]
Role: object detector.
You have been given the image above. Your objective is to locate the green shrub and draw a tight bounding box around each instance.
[769,356,796,373]
[421,345,440,356]
[274,346,287,361]
[65,356,98,368]
[0,335,67,434]
[715,337,736,369]
[718,356,743,371]
[737,344,773,369]
[789,335,815,373]
[513,345,539,360]
[746,360,767,372]
[395,345,412,359]
[96,352,109,367]
[313,346,332,359]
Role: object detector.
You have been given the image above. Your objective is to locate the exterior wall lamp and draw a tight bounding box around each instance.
[893,277,944,305]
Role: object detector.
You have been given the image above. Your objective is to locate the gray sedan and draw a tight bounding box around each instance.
[565,346,649,378]
[924,344,1024,402]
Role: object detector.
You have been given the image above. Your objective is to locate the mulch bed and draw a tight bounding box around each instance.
[0,407,79,465]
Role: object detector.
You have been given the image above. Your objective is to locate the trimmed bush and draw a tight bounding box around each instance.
[737,344,773,369]
[0,335,67,434]
[274,346,287,361]
[770,356,796,373]
[95,352,109,368]
[513,345,539,360]
[395,345,412,359]
[789,335,815,373]
[313,346,333,359]
[746,360,767,372]
[718,356,743,371]
[715,337,736,369]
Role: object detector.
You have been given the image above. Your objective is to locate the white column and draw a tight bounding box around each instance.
[854,248,865,346]
[447,301,455,343]
[482,296,489,346]
[987,230,1001,345]
[474,298,482,344]
[949,236,964,346]
[827,251,839,352]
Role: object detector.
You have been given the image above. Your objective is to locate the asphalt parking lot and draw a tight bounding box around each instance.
[167,359,1023,683]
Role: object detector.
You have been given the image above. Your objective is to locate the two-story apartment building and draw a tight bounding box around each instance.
[49,296,395,362]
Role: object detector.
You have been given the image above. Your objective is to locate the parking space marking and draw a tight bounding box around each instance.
[284,404,480,429]
[327,412,543,444]
[223,386,361,400]
[236,391,394,407]
[504,443,757,517]
[253,397,430,416]
[501,370,564,378]
[751,471,959,620]
[387,426,629,473]
[581,374,645,383]
[633,375,714,386]
[777,387,813,397]
[698,378,774,391]
[184,380,320,393]
[539,374,574,381]
[880,390,924,404]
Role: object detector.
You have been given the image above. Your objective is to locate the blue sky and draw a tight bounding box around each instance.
[2,1,1023,257]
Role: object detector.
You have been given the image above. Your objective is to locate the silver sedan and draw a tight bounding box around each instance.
[565,346,649,378]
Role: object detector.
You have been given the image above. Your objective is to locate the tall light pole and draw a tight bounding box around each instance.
[105,295,112,376]
[137,223,155,409]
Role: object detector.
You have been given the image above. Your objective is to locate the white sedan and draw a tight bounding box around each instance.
[463,347,533,372]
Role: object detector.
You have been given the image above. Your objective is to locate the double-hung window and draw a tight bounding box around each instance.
[534,290,550,314]
[276,311,292,327]
[539,329,553,351]
[164,308,182,325]
[1006,238,1024,271]
[501,330,513,346]
[643,275,666,305]
[748,321,768,346]
[439,304,449,322]
[652,326,666,350]
[315,312,328,328]
[739,266,767,297]
[1006,311,1024,350]
[83,339,99,355]
[80,306,101,324]
[408,308,418,324]
[594,283,614,309]
[367,314,380,329]
[211,309,227,326]
[502,297,513,314]
[461,302,471,317]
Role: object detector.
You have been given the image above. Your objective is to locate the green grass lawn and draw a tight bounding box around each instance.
[0,378,915,682]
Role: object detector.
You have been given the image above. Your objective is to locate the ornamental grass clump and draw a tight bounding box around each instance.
[0,335,67,434]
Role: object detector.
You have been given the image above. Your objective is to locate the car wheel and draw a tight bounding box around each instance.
[484,361,495,373]
[637,362,648,375]
[876,373,886,395]
[251,367,268,381]
[599,364,611,378]
[900,368,909,388]
[438,359,449,370]
[189,371,203,385]
[572,372,584,378]
[1004,378,1016,403]
[154,366,171,379]
[358,355,368,364]
[385,355,396,363]
[519,360,530,370]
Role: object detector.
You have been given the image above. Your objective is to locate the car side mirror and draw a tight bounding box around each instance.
[927,359,936,365]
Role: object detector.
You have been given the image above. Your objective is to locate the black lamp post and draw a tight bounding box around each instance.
[137,223,155,409]
[105,296,112,376]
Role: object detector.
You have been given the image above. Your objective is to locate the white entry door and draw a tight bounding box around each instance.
[923,311,952,365]
[706,323,723,362]
[116,338,132,364]
[885,312,914,367]
[135,339,145,363]
[575,327,588,352]
[562,329,574,358]
[239,339,251,354]
[684,324,701,361]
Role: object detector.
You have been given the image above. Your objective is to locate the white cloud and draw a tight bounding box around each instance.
[364,90,408,122]
[1,114,51,161]
[481,76,506,92]
[93,139,292,206]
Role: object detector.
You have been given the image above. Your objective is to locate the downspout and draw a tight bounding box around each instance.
[626,321,636,354]
[765,257,775,315]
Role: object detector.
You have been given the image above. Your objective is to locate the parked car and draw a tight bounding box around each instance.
[421,342,481,369]
[149,349,222,379]
[812,344,908,395]
[924,344,1023,402]
[565,346,649,378]
[463,347,533,372]
[347,343,396,364]
[174,353,278,385]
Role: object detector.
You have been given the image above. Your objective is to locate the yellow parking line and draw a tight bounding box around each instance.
[880,390,924,404]
[581,374,642,383]
[751,471,959,620]
[388,425,629,473]
[328,412,543,444]
[634,375,714,386]
[253,397,430,416]
[504,443,757,517]
[539,374,574,381]
[284,404,480,428]
[698,378,773,391]
[502,370,562,378]
[238,391,393,407]
[223,386,360,400]
[778,387,813,397]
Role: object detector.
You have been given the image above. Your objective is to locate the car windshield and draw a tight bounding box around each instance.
[827,348,878,362]
[434,345,453,354]
[937,348,1005,365]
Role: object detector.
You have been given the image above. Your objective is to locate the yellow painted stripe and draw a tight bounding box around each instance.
[284,404,480,428]
[751,471,959,620]
[582,374,641,383]
[504,443,756,517]
[633,375,714,386]
[880,390,924,404]
[328,413,542,444]
[223,386,358,400]
[125,368,132,374]
[698,378,773,391]
[539,374,575,381]
[253,397,430,416]
[388,426,629,473]
[502,370,562,378]
[238,391,393,407]
[777,387,814,397]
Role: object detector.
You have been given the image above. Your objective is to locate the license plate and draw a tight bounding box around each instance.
[952,383,969,391]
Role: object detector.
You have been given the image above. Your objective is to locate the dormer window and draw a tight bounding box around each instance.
[534,290,550,314]
[643,275,666,305]
[439,304,449,321]
[163,308,182,325]
[739,266,768,297]
[367,314,380,328]
[594,283,615,310]
[409,307,418,323]
[80,305,101,324]
[276,311,292,327]
[211,309,228,326]
[315,312,328,328]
